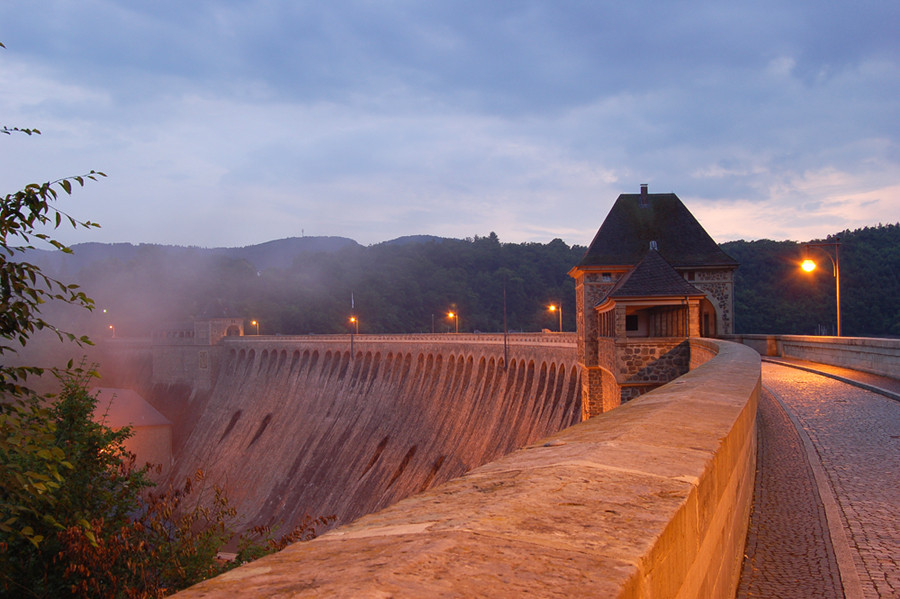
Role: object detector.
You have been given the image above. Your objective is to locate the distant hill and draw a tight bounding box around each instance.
[378,235,452,247]
[208,236,360,271]
[16,224,900,340]
[24,236,360,276]
[23,234,585,338]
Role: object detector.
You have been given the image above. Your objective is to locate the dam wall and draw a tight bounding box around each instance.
[167,333,583,534]
[730,334,900,379]
[175,337,760,598]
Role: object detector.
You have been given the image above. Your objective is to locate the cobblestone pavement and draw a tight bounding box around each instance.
[736,385,843,598]
[738,362,900,598]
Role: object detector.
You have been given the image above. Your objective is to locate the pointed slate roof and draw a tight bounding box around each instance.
[599,249,706,305]
[577,192,738,268]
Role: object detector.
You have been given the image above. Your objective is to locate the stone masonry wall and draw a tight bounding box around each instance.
[692,268,735,335]
[729,334,900,380]
[617,339,691,384]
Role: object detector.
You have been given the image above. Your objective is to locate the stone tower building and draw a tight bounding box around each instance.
[569,185,738,418]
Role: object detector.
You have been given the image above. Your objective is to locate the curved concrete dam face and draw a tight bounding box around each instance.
[168,334,582,533]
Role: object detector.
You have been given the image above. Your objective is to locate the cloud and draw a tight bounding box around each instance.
[1,0,898,249]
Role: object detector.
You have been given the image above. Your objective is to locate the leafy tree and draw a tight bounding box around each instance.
[50,464,333,598]
[2,373,333,597]
[1,371,152,598]
[1,118,105,552]
[722,224,900,336]
[1,50,332,596]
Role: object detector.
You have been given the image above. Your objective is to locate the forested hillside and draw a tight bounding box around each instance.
[47,233,584,339]
[34,224,900,341]
[723,223,900,336]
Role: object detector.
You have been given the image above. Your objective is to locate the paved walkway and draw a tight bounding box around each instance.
[737,361,900,598]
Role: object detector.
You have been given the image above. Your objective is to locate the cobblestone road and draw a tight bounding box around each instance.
[737,362,900,599]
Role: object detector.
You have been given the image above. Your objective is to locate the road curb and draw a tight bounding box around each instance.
[761,357,900,403]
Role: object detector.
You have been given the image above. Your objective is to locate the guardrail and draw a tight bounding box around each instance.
[728,334,900,380]
[226,331,577,348]
[174,338,760,598]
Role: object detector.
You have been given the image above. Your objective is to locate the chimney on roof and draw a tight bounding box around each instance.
[640,183,649,207]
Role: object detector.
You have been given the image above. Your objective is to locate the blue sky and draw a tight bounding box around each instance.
[2,1,898,248]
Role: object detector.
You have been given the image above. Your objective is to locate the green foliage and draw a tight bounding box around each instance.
[0,398,69,548]
[50,469,333,598]
[2,377,333,598]
[1,117,106,553]
[55,224,900,339]
[722,223,900,336]
[72,234,585,337]
[0,128,104,397]
[0,77,330,596]
[0,372,150,597]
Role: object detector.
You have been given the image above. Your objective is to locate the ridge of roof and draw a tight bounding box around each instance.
[577,192,738,268]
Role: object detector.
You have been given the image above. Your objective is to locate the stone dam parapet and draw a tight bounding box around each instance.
[729,334,900,379]
[173,338,760,598]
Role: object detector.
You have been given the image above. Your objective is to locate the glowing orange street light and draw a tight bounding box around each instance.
[349,316,359,334]
[801,241,841,336]
[251,320,259,335]
[108,324,116,338]
[447,311,459,333]
[548,304,562,332]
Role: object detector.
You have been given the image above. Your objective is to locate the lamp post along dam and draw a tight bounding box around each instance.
[95,187,898,597]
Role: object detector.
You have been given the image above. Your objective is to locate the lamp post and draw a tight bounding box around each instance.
[801,240,841,336]
[251,320,259,335]
[349,316,358,356]
[548,304,562,332]
[447,311,459,333]
[108,324,116,338]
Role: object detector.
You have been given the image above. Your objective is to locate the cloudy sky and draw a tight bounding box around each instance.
[1,1,898,249]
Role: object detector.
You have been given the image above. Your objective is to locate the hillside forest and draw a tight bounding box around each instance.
[26,224,900,349]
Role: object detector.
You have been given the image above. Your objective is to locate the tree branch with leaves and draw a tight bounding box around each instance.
[0,130,105,396]
[1,55,106,554]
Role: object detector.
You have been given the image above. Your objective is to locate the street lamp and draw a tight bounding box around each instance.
[801,241,841,336]
[349,316,359,334]
[108,324,116,338]
[447,311,459,333]
[548,304,562,332]
[251,320,259,335]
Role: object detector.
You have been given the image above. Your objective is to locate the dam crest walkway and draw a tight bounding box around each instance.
[737,358,900,599]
